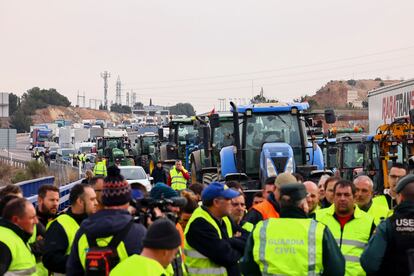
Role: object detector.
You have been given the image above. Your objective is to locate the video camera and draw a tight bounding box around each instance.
[132,196,187,227]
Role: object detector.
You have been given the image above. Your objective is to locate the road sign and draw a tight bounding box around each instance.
[0,129,16,149]
[0,93,9,117]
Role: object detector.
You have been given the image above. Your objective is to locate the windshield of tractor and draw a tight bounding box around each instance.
[213,121,234,149]
[244,113,303,175]
[342,143,364,168]
[178,124,199,144]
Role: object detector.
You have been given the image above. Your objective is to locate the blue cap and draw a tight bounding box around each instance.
[201,182,240,201]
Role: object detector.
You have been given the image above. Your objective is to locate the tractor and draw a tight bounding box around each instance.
[135,132,159,173]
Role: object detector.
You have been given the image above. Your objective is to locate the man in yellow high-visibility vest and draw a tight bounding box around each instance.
[0,198,38,275]
[168,160,190,191]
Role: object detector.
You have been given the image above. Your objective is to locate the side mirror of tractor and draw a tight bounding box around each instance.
[324,109,336,124]
[158,128,164,141]
[210,113,220,128]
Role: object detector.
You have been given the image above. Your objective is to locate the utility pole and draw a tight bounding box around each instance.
[116,76,122,105]
[131,91,136,107]
[77,91,86,108]
[100,71,111,110]
[126,91,130,107]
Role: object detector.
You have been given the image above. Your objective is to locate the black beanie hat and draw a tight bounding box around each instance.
[143,219,181,250]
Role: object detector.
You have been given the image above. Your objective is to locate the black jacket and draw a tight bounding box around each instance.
[151,167,167,184]
[241,206,346,276]
[43,209,88,273]
[0,218,33,275]
[66,209,147,276]
[185,206,246,276]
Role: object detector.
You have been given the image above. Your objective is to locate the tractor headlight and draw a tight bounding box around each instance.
[285,157,294,173]
[266,158,277,177]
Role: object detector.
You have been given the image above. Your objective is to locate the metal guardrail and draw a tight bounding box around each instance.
[15,176,55,197]
[0,155,27,169]
[27,178,84,210]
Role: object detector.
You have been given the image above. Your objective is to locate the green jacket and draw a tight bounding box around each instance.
[240,207,345,276]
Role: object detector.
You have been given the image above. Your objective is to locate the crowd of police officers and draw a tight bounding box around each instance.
[0,158,413,275]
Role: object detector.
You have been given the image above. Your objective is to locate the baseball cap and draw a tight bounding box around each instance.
[201,182,240,201]
[275,173,297,186]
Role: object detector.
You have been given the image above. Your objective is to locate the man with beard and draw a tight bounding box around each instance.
[43,184,97,274]
[36,185,60,227]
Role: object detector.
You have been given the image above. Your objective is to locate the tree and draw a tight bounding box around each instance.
[20,87,71,115]
[133,102,144,109]
[10,109,32,133]
[110,103,132,114]
[8,93,19,116]
[169,103,195,116]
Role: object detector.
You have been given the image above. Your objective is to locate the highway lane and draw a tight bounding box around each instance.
[0,134,32,161]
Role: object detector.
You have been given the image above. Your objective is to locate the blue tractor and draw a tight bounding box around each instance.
[220,102,336,189]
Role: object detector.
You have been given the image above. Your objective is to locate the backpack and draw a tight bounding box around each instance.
[85,221,133,276]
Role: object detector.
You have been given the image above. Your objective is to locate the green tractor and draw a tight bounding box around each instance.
[159,117,200,171]
[96,136,135,167]
[135,132,160,173]
[189,113,234,184]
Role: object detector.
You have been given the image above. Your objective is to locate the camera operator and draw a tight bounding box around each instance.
[138,183,187,276]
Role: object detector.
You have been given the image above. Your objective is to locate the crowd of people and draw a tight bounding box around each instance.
[0,159,413,275]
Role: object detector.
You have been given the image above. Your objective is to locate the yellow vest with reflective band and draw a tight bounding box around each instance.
[184,207,233,276]
[252,218,325,276]
[77,233,129,270]
[0,226,37,276]
[316,205,374,276]
[170,166,188,191]
[46,214,80,255]
[94,161,107,176]
[110,254,167,276]
[367,200,390,225]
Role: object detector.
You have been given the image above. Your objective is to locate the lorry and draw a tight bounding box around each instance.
[220,102,335,189]
[30,127,52,149]
[368,79,414,134]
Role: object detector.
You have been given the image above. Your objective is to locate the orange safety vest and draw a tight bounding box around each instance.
[252,199,279,220]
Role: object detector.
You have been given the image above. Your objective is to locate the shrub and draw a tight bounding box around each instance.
[11,171,29,183]
[26,161,47,178]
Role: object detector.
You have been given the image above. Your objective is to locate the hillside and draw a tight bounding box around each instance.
[31,106,134,124]
[307,79,400,108]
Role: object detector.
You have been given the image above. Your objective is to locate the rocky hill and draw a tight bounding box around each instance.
[306,79,400,108]
[31,106,134,125]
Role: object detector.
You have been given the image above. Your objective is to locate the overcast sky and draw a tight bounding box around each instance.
[1,0,414,113]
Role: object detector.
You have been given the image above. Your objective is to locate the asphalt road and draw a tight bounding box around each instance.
[0,134,32,161]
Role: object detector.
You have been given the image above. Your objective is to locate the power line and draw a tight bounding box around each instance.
[121,54,414,91]
[123,45,414,85]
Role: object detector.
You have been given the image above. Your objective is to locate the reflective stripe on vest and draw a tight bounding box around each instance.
[252,218,324,276]
[316,205,374,276]
[252,199,279,220]
[0,226,37,276]
[77,233,129,270]
[47,214,80,255]
[184,207,232,275]
[170,166,188,191]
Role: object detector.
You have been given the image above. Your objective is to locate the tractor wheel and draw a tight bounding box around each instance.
[203,173,218,185]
